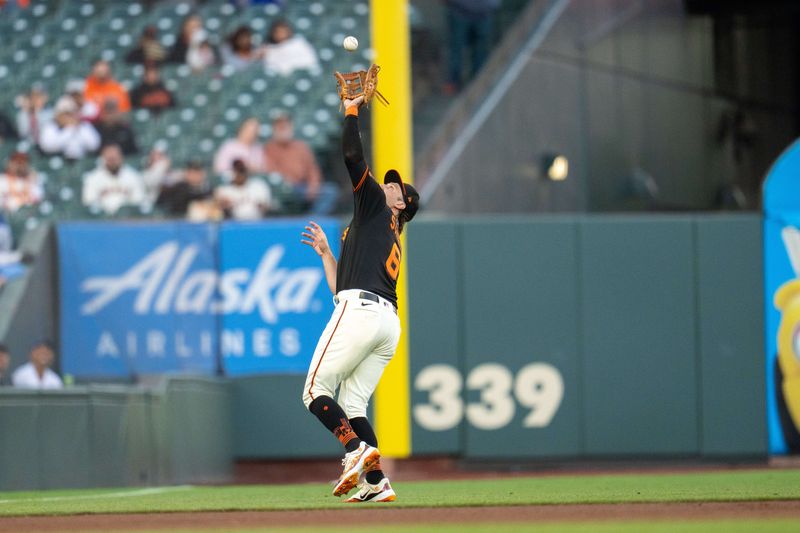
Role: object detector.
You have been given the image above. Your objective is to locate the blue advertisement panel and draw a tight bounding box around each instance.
[59,222,219,378]
[764,139,800,454]
[58,220,339,379]
[218,221,339,375]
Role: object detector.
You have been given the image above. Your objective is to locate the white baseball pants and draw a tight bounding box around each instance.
[302,289,401,418]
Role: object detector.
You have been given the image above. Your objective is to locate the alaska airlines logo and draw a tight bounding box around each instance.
[80,241,323,324]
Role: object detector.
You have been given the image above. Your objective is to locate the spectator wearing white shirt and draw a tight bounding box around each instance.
[262,19,319,76]
[39,96,101,160]
[65,79,100,123]
[214,159,271,220]
[82,144,146,215]
[12,341,64,390]
[0,151,43,213]
[213,118,265,179]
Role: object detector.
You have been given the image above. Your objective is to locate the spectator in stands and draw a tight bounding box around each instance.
[187,31,217,72]
[264,113,338,214]
[96,101,138,156]
[125,25,167,65]
[221,25,262,71]
[0,344,10,386]
[213,118,265,180]
[262,19,319,76]
[214,159,271,220]
[130,65,176,115]
[84,59,131,116]
[15,83,52,144]
[82,144,146,215]
[12,341,63,390]
[0,111,18,146]
[0,152,42,212]
[156,161,212,217]
[65,79,100,122]
[167,14,204,64]
[39,97,101,160]
[141,147,172,204]
[444,0,500,93]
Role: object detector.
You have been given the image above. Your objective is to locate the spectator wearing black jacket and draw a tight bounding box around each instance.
[130,65,176,115]
[96,100,138,156]
[156,161,212,217]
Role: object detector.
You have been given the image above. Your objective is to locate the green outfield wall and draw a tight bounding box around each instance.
[407,214,766,459]
[0,377,232,491]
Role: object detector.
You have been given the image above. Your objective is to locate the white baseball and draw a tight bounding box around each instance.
[343,36,359,52]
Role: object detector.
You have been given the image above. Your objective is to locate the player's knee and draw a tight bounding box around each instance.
[303,384,335,410]
[302,389,313,410]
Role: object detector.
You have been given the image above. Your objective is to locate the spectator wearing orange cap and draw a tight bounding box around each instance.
[84,60,131,116]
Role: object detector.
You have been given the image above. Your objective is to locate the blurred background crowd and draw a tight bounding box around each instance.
[0,0,523,294]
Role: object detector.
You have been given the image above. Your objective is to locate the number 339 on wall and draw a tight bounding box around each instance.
[413,363,564,431]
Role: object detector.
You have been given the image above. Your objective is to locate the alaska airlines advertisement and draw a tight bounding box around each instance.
[58,220,339,379]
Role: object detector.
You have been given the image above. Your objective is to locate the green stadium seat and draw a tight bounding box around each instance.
[2,0,369,239]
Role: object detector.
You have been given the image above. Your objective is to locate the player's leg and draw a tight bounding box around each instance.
[302,301,379,451]
[302,302,384,497]
[339,311,401,497]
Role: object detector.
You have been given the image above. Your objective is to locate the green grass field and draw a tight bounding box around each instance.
[2,470,799,532]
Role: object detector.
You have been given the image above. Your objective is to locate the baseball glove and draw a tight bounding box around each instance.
[334,64,390,107]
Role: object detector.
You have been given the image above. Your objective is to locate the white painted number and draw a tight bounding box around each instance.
[413,364,464,431]
[466,363,515,430]
[515,363,564,427]
[413,362,564,431]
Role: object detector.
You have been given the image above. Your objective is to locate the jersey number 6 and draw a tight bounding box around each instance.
[385,242,401,280]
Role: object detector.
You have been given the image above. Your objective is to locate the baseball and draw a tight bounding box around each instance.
[343,36,359,52]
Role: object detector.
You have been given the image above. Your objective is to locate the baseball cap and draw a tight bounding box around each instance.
[383,169,419,222]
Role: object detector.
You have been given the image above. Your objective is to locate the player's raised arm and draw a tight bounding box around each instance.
[301,221,337,294]
[341,96,368,190]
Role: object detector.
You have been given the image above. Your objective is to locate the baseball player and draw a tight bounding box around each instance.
[300,94,419,502]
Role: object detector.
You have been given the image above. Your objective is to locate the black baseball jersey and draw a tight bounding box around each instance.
[335,114,401,307]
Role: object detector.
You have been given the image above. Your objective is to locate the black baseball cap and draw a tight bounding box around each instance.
[384,169,419,222]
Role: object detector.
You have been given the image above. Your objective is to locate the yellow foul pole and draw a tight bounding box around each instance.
[370,0,412,458]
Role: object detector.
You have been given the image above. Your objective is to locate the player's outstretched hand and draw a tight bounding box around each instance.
[301,221,330,257]
[343,95,365,111]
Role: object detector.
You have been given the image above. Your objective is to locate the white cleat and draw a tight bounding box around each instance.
[332,441,381,497]
[345,477,397,503]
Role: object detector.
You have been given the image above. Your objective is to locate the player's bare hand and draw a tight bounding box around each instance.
[343,95,365,110]
[301,221,330,257]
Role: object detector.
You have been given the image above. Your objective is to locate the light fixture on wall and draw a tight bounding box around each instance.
[541,153,569,181]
